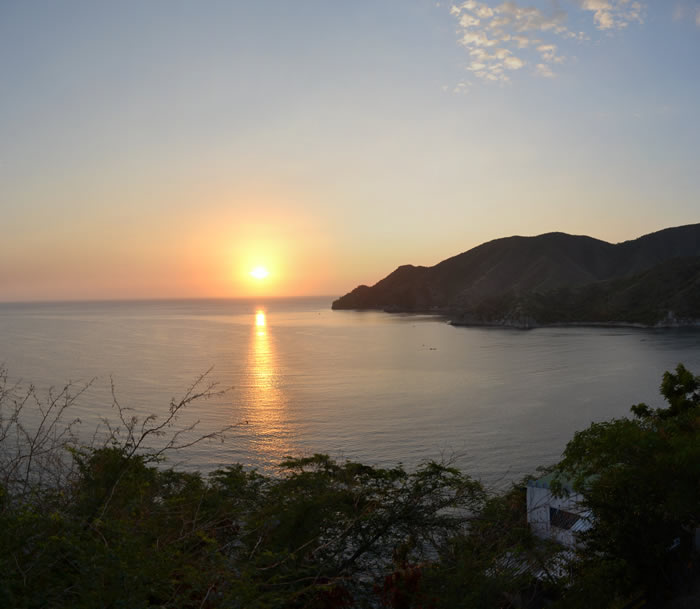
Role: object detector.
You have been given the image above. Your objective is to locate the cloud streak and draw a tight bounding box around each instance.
[450,0,645,83]
[672,1,700,26]
[577,0,644,31]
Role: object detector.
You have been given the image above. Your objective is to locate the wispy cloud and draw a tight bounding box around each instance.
[449,0,645,84]
[535,63,555,78]
[672,1,700,26]
[577,1,645,31]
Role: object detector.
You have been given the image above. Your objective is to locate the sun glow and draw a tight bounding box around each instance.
[250,266,269,280]
[199,199,334,298]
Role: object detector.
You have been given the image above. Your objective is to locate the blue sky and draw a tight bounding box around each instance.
[1,1,699,300]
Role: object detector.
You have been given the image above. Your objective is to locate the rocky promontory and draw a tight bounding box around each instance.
[332,224,700,328]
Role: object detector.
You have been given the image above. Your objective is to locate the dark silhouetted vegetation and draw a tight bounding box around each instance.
[0,364,698,608]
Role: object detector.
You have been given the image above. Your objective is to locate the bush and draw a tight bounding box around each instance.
[2,365,697,608]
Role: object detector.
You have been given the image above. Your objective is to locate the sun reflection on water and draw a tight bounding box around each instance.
[242,309,295,468]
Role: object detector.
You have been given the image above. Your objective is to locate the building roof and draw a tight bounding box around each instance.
[527,472,575,493]
[570,511,593,533]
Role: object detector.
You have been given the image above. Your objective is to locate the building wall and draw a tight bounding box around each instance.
[526,485,585,548]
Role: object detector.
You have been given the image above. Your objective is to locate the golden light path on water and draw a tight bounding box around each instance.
[242,308,295,467]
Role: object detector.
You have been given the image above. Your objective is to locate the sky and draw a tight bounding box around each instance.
[1,0,699,301]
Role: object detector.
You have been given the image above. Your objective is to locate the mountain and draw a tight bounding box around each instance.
[331,224,700,327]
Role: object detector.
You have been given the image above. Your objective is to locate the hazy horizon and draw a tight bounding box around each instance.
[2,220,699,304]
[0,294,339,305]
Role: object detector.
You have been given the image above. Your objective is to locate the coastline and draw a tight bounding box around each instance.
[332,306,700,330]
[448,318,700,330]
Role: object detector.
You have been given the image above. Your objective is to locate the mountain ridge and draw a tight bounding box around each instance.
[331,223,700,327]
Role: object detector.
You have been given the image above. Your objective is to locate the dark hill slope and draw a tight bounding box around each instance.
[451,256,700,327]
[613,223,700,275]
[535,256,700,325]
[332,224,700,317]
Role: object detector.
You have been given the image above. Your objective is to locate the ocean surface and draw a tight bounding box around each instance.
[1,297,699,486]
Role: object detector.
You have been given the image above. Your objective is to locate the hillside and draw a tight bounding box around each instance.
[451,256,700,327]
[332,224,700,326]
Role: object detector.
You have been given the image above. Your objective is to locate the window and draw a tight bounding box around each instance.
[549,507,580,530]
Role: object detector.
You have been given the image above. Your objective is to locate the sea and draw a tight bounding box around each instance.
[1,297,699,487]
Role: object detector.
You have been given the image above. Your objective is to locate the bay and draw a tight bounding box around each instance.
[1,297,699,486]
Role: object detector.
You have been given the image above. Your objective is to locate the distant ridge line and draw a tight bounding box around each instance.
[332,223,700,328]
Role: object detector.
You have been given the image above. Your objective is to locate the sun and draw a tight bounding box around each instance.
[250,266,269,280]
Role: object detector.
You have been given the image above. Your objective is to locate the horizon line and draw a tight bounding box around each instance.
[0,294,339,306]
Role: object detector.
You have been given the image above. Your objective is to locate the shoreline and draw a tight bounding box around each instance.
[332,306,700,330]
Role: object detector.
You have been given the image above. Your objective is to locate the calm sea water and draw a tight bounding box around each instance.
[1,297,699,485]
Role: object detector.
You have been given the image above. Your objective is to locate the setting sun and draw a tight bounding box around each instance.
[250,266,269,280]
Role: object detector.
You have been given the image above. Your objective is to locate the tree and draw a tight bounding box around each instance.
[554,364,700,605]
[3,364,699,608]
[223,454,486,608]
[0,368,490,608]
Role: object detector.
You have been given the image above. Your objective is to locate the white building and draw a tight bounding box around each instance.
[526,473,592,548]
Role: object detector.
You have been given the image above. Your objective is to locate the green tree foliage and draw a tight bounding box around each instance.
[419,482,554,609]
[226,455,486,608]
[554,364,700,605]
[0,450,488,608]
[1,365,699,608]
[0,367,491,608]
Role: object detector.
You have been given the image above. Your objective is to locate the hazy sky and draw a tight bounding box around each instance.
[2,1,699,301]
